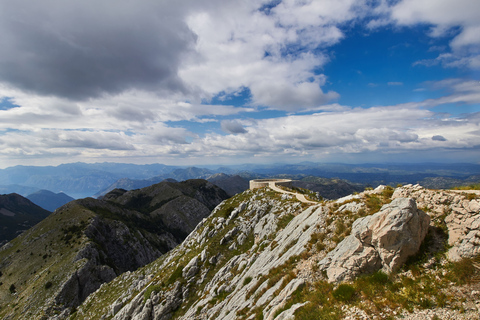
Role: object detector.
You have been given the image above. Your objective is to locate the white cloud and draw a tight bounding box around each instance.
[0,0,478,167]
[389,0,480,69]
[178,0,364,111]
[193,104,479,160]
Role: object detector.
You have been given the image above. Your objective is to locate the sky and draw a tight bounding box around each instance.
[0,0,479,168]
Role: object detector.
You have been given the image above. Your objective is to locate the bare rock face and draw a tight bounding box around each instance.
[392,184,480,261]
[319,198,430,282]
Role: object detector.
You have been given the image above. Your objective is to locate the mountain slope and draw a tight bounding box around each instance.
[73,184,480,320]
[26,190,75,211]
[292,176,364,199]
[0,179,228,320]
[206,173,249,197]
[0,193,51,245]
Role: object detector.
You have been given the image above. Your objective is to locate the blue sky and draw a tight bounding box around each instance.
[0,0,479,168]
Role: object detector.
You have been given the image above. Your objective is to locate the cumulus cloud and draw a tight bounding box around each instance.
[193,105,479,160]
[0,0,478,166]
[179,0,357,111]
[0,0,364,111]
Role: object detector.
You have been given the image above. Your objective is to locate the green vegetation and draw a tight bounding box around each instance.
[166,264,184,286]
[243,276,252,286]
[445,256,480,285]
[44,281,53,290]
[144,284,163,301]
[276,213,295,231]
[452,183,480,190]
[332,284,355,302]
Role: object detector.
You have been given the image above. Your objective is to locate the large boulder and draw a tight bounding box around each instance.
[319,198,430,282]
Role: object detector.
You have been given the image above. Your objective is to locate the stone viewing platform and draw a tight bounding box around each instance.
[249,179,292,190]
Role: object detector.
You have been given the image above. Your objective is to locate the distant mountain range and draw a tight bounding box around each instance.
[1,162,479,199]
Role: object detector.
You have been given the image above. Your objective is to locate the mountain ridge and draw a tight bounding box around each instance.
[69,184,480,320]
[0,179,228,319]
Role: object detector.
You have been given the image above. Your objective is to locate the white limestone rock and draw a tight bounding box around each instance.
[182,255,200,279]
[319,198,430,282]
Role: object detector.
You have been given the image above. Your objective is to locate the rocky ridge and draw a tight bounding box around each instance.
[0,179,228,320]
[72,184,480,320]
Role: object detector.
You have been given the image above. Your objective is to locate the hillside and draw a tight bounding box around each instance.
[96,173,363,200]
[0,193,51,246]
[206,173,250,197]
[0,179,228,320]
[27,190,75,211]
[292,176,364,199]
[70,184,480,320]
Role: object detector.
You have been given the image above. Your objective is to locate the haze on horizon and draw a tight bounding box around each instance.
[0,0,479,169]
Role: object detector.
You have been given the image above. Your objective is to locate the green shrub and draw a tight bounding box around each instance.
[332,284,355,302]
[44,281,53,289]
[369,271,389,285]
[277,213,295,231]
[9,284,16,294]
[365,195,382,214]
[243,276,253,286]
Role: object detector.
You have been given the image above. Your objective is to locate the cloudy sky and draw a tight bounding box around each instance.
[0,0,479,168]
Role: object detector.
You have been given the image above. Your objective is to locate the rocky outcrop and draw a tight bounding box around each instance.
[318,198,430,282]
[392,184,480,261]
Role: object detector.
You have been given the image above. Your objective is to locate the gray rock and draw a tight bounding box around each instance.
[319,198,430,282]
[182,255,200,279]
[152,282,183,320]
[274,302,308,320]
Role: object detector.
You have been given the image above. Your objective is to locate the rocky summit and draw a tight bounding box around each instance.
[1,183,480,320]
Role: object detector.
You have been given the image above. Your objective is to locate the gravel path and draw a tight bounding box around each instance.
[268,181,318,204]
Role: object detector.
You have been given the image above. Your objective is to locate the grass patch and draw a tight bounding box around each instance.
[144,284,162,301]
[276,213,295,231]
[166,264,184,286]
[452,183,480,190]
[445,255,480,285]
[332,284,355,302]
